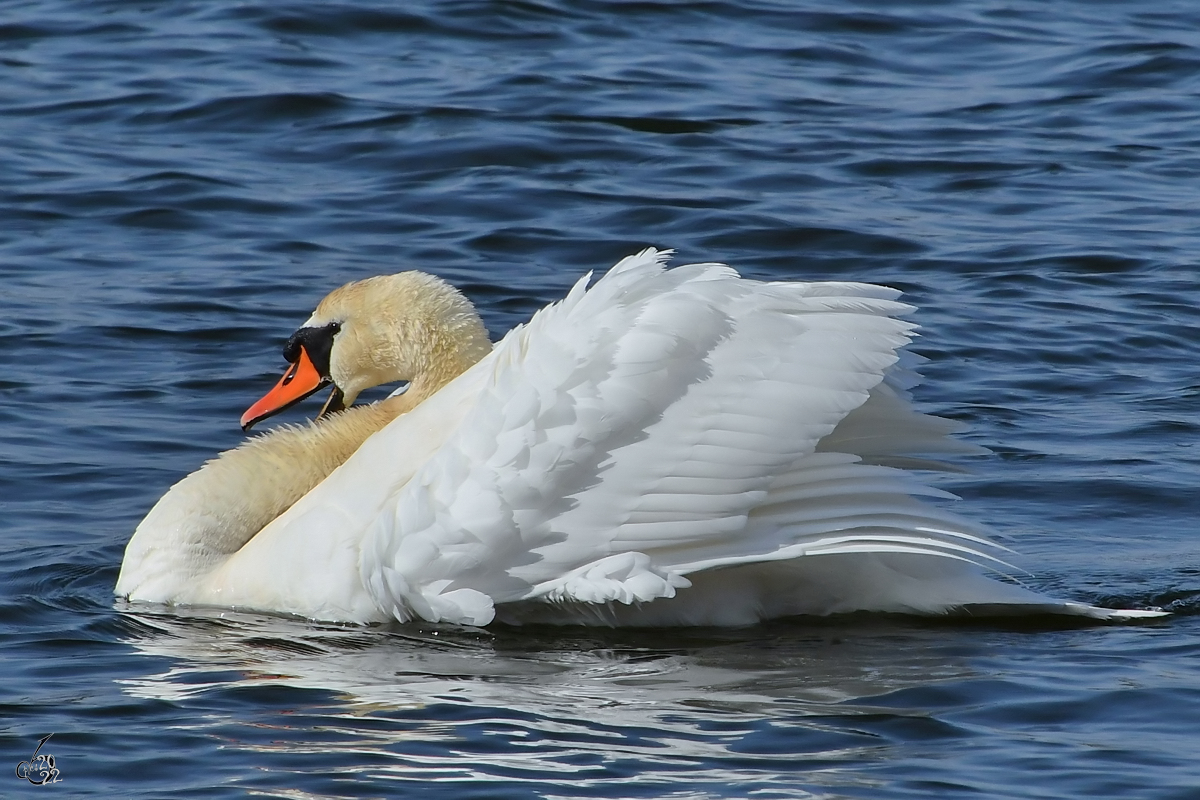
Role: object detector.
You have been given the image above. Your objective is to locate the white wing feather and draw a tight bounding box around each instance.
[354,249,1015,624]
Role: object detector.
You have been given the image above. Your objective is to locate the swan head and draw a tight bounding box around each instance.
[240,272,492,431]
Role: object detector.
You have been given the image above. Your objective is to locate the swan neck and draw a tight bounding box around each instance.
[116,396,419,602]
[390,313,491,406]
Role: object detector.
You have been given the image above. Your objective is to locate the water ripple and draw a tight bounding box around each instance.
[2,0,1198,797]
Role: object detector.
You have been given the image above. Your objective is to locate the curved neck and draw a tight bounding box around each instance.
[116,391,425,602]
[404,335,489,406]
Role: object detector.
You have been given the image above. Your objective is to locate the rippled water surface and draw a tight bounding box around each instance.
[3,1,1199,797]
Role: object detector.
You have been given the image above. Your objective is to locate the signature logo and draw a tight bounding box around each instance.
[15,734,61,785]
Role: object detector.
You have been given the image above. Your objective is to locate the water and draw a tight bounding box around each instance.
[2,0,1198,796]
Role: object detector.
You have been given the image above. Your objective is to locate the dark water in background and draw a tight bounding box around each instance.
[2,0,1199,796]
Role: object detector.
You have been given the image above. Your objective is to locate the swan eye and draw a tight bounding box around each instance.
[281,321,341,378]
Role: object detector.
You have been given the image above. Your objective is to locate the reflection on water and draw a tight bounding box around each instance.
[116,605,986,796]
[117,606,978,710]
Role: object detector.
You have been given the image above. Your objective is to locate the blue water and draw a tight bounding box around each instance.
[3,0,1199,796]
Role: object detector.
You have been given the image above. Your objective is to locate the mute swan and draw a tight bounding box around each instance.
[116,249,1163,625]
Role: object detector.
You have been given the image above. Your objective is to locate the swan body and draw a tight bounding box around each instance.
[117,249,1163,625]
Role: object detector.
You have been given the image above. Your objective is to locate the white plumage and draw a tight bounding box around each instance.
[116,249,1163,625]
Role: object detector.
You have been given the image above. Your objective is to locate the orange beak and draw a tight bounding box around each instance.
[240,346,329,431]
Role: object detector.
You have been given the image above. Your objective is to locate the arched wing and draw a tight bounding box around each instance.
[357,249,987,624]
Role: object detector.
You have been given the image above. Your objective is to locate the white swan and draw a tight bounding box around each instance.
[116,249,1163,625]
